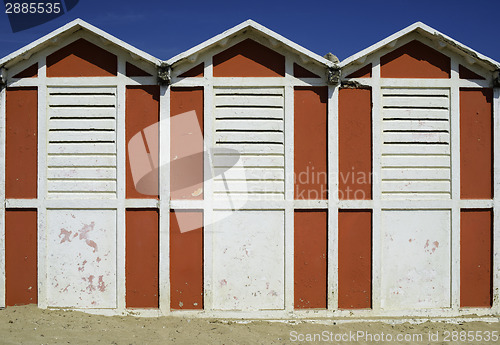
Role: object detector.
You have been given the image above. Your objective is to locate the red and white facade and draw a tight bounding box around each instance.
[0,19,498,319]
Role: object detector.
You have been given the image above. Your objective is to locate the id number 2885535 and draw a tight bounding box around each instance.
[5,2,62,14]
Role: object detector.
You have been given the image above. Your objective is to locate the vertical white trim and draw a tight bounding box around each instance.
[203,59,214,311]
[115,58,127,312]
[327,85,338,311]
[450,59,461,310]
[493,87,500,312]
[37,56,48,308]
[159,84,171,315]
[0,83,6,308]
[284,58,294,311]
[371,60,382,312]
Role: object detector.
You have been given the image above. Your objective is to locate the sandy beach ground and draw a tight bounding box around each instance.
[0,305,499,344]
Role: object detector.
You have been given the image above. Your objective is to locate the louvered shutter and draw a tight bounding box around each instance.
[381,88,451,199]
[213,87,285,200]
[47,87,117,199]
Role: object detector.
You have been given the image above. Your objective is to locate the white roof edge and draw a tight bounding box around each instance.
[0,18,162,68]
[166,19,335,68]
[339,21,500,70]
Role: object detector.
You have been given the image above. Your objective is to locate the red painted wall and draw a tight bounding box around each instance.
[6,209,37,306]
[339,88,372,200]
[47,38,117,77]
[170,211,203,309]
[460,88,493,199]
[461,209,492,307]
[294,210,327,309]
[125,86,160,199]
[381,40,450,78]
[170,87,204,200]
[294,87,328,200]
[213,39,285,77]
[338,210,371,309]
[126,209,159,308]
[6,87,38,199]
[125,209,159,308]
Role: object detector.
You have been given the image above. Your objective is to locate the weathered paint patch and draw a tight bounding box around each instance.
[339,88,372,200]
[294,87,328,200]
[170,87,204,200]
[294,210,327,309]
[126,209,159,308]
[13,63,38,78]
[293,63,320,78]
[461,209,492,307]
[346,64,372,78]
[338,210,372,309]
[380,210,451,309]
[125,86,160,198]
[460,88,493,199]
[179,63,204,78]
[46,210,116,308]
[47,38,117,77]
[125,62,152,77]
[459,65,485,80]
[213,39,285,77]
[212,211,284,310]
[5,209,37,306]
[6,87,37,199]
[170,210,203,309]
[380,40,451,78]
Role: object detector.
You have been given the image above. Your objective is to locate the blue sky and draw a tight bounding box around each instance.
[0,0,498,62]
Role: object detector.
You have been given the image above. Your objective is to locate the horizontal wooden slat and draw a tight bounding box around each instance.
[215,119,283,131]
[48,180,116,192]
[214,168,284,180]
[213,155,284,167]
[213,192,284,200]
[49,119,116,131]
[215,95,283,107]
[382,88,449,96]
[47,155,116,167]
[382,180,451,193]
[215,107,284,119]
[48,94,116,107]
[382,143,450,155]
[381,168,450,180]
[215,132,283,143]
[215,87,283,95]
[214,180,284,193]
[48,131,116,143]
[48,167,116,180]
[47,192,117,199]
[383,132,449,143]
[48,143,116,154]
[383,108,449,119]
[381,155,450,168]
[383,120,449,131]
[383,96,449,108]
[48,87,116,95]
[48,108,117,118]
[214,143,283,155]
[381,192,451,200]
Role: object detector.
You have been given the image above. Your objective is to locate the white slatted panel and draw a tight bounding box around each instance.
[214,87,285,199]
[381,88,451,199]
[47,87,117,198]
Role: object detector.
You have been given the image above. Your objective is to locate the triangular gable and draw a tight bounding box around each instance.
[166,19,335,70]
[0,18,160,71]
[340,22,500,73]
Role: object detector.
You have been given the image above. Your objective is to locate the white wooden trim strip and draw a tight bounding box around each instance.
[493,87,500,312]
[159,84,171,315]
[0,84,5,308]
[450,59,461,310]
[116,57,127,313]
[328,85,338,311]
